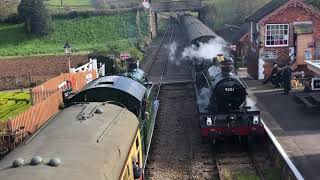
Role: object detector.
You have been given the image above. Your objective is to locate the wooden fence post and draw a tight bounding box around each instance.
[29,88,34,106]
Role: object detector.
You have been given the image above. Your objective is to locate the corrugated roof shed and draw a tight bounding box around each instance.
[246,0,288,22]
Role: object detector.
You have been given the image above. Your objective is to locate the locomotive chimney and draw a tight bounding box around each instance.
[126,58,138,71]
[220,58,234,73]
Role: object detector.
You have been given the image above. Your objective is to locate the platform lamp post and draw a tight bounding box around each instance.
[64,41,72,89]
[64,41,71,73]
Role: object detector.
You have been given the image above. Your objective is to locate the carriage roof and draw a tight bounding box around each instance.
[0,102,139,180]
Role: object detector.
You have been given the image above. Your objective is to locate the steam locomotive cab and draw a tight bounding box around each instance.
[193,56,265,143]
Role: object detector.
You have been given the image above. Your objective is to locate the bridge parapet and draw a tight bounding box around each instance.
[151,0,202,12]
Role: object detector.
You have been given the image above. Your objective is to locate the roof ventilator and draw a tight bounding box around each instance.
[80,102,102,120]
[48,158,62,167]
[95,107,104,114]
[30,156,43,165]
[12,158,24,168]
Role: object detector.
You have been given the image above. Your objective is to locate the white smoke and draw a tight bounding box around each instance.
[182,37,228,60]
[197,87,211,108]
[169,41,178,62]
[165,41,182,66]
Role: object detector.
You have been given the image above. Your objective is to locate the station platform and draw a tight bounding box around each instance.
[245,79,320,180]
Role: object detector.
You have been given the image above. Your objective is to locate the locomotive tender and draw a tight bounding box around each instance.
[0,68,157,180]
[179,14,265,143]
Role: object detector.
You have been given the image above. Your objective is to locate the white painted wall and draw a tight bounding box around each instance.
[258,58,265,80]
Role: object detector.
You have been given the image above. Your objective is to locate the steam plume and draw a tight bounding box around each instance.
[197,88,211,109]
[182,37,228,60]
[169,41,178,62]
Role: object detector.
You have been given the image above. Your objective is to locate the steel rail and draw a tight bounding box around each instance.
[215,155,222,180]
[247,147,265,180]
[155,24,175,100]
[146,23,171,75]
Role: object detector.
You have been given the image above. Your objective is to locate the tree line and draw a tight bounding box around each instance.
[18,0,52,36]
[207,0,270,29]
[16,0,320,37]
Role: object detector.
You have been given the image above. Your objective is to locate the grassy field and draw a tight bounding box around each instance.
[0,12,149,57]
[44,0,140,11]
[47,0,91,6]
[0,92,31,122]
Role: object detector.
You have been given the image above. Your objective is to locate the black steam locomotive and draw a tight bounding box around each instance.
[178,14,265,143]
[193,56,265,143]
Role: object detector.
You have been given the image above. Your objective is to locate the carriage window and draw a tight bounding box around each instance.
[265,24,289,47]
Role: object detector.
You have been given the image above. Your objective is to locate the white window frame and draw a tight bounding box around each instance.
[265,24,290,47]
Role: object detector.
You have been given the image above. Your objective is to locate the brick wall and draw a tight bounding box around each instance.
[261,5,320,66]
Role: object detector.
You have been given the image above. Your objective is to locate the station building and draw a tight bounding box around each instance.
[245,0,320,79]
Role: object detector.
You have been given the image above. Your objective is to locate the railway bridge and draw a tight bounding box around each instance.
[146,0,204,38]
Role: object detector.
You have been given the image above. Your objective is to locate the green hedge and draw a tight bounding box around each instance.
[0,92,31,122]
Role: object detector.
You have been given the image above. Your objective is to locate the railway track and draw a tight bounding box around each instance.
[146,21,174,78]
[144,19,274,180]
[213,140,273,180]
[145,20,197,179]
[146,84,197,179]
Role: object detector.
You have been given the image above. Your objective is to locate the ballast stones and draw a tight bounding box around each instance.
[12,158,24,168]
[48,158,62,167]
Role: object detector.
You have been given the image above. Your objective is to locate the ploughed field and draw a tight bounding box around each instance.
[0,92,31,122]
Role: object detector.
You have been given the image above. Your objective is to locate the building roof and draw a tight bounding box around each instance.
[0,103,139,180]
[216,23,249,44]
[306,60,320,75]
[246,0,288,22]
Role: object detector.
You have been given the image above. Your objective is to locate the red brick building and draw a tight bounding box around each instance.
[246,0,320,79]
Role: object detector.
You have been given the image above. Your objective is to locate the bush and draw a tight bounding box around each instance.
[89,49,118,75]
[3,13,23,24]
[18,0,53,35]
[0,92,31,122]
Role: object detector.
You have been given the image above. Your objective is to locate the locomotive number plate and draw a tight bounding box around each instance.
[225,88,235,92]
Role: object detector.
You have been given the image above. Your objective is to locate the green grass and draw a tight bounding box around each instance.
[235,167,281,180]
[0,12,149,57]
[45,0,94,12]
[264,167,282,180]
[0,92,31,122]
[46,0,91,6]
[236,171,260,180]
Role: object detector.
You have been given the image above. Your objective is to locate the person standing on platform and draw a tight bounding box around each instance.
[282,64,292,95]
[262,63,281,88]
